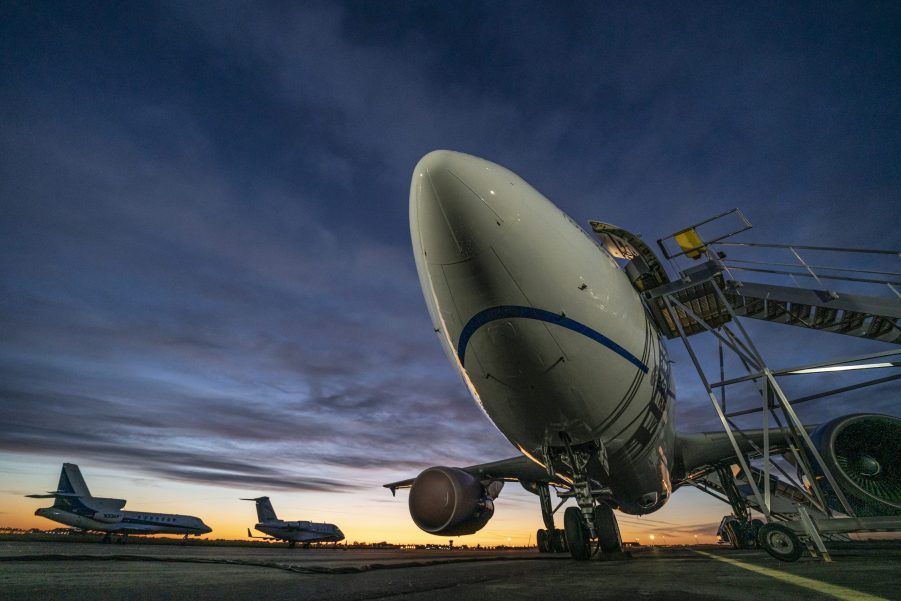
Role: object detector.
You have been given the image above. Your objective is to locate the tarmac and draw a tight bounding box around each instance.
[1,541,900,600]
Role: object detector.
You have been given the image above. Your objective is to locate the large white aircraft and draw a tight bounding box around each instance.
[27,463,212,543]
[385,150,899,560]
[243,496,344,547]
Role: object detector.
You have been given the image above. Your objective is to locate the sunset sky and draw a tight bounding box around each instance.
[1,2,899,546]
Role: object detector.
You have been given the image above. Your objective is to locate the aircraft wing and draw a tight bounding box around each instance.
[674,425,815,480]
[102,523,164,534]
[385,429,817,493]
[384,454,564,495]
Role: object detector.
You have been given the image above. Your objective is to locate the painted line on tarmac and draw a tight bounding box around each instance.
[693,550,889,601]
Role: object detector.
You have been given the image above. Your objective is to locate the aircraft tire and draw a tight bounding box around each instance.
[564,507,591,561]
[758,523,803,562]
[537,528,550,553]
[593,504,623,553]
[552,528,568,553]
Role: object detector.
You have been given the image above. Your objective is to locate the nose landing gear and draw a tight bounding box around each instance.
[556,434,627,561]
[562,504,626,560]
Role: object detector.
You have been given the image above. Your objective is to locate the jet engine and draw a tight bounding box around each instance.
[809,413,901,516]
[408,467,495,536]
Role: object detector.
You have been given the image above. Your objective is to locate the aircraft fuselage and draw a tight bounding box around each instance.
[35,507,210,536]
[410,150,676,514]
[254,520,345,543]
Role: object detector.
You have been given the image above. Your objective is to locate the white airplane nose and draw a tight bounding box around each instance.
[410,150,507,265]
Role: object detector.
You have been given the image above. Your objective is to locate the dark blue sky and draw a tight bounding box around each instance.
[1,1,899,497]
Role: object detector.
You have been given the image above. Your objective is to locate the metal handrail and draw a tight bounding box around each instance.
[723,258,901,278]
[724,373,901,418]
[721,264,901,286]
[657,208,752,261]
[716,241,900,256]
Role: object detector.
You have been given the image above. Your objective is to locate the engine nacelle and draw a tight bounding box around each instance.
[809,413,901,516]
[92,512,124,523]
[408,466,494,536]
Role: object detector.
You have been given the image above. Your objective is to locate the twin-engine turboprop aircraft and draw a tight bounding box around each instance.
[385,150,900,559]
[27,463,211,542]
[243,496,344,547]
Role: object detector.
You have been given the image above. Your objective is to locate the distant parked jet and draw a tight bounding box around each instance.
[242,496,344,548]
[27,463,212,543]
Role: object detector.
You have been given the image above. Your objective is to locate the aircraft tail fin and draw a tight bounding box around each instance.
[57,463,92,498]
[25,464,94,511]
[241,496,278,522]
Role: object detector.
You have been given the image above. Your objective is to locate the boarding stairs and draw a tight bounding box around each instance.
[592,210,901,561]
[590,213,901,344]
[642,261,901,344]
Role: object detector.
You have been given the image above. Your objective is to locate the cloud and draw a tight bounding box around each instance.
[0,50,512,492]
[0,2,898,501]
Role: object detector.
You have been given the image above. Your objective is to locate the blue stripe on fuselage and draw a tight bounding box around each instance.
[456,305,649,374]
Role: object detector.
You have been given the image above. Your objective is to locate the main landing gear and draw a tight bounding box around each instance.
[536,484,568,553]
[536,527,568,553]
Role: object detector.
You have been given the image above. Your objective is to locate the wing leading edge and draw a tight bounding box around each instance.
[384,455,565,495]
[673,425,816,482]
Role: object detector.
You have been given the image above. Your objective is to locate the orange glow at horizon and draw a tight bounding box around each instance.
[1,453,736,547]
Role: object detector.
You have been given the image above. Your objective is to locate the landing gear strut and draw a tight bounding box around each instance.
[716,465,761,550]
[536,484,567,553]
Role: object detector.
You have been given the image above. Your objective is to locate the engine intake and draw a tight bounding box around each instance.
[408,466,494,535]
[810,413,901,516]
